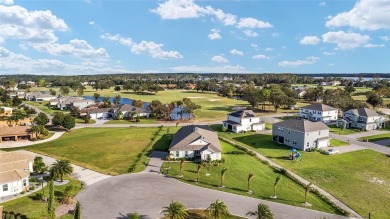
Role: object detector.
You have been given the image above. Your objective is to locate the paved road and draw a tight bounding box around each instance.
[77,164,349,219]
[330,133,390,155]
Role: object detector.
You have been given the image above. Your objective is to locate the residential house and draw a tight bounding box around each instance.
[8,92,25,99]
[223,110,265,133]
[0,126,33,143]
[337,107,386,130]
[0,151,35,198]
[272,118,330,151]
[294,89,307,98]
[300,103,338,123]
[0,107,13,116]
[109,104,149,119]
[169,125,222,161]
[24,92,57,101]
[88,108,111,119]
[50,97,93,110]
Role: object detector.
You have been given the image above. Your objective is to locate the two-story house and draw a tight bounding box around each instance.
[300,103,338,123]
[223,110,265,133]
[338,107,386,130]
[272,118,330,151]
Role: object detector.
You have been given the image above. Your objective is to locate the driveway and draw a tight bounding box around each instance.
[0,131,66,149]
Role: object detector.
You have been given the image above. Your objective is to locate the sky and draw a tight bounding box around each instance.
[0,0,390,75]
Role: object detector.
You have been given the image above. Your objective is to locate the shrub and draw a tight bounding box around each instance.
[34,193,44,200]
[20,191,25,195]
[30,185,36,190]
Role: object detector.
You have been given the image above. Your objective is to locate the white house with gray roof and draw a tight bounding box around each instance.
[337,108,386,130]
[169,125,221,161]
[300,103,338,123]
[272,118,330,151]
[223,110,265,133]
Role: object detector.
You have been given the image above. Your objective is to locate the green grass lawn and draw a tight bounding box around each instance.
[152,126,181,151]
[23,101,65,115]
[329,138,350,147]
[75,118,96,124]
[2,176,82,219]
[265,123,272,130]
[25,127,157,175]
[328,125,360,135]
[162,141,339,214]
[213,126,390,219]
[357,133,390,142]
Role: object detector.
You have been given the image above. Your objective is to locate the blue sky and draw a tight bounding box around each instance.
[0,0,389,74]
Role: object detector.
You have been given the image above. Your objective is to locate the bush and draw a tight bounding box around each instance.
[34,193,44,200]
[224,151,245,155]
[30,185,36,190]
[29,178,39,182]
[20,191,25,195]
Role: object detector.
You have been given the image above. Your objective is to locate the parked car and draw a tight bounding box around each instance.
[325,149,340,155]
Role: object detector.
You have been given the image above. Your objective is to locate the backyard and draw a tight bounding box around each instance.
[214,126,390,219]
[23,127,158,175]
[162,141,340,214]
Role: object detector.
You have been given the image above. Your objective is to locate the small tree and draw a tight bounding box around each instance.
[49,159,73,182]
[304,182,313,206]
[132,99,143,108]
[74,201,81,219]
[34,112,49,126]
[207,199,229,219]
[129,212,140,219]
[246,203,274,219]
[114,95,121,105]
[161,201,188,219]
[179,159,184,177]
[59,86,70,96]
[62,114,76,131]
[272,175,282,198]
[247,172,255,192]
[52,112,65,126]
[47,180,56,219]
[33,156,46,174]
[114,85,121,91]
[220,168,228,187]
[196,164,201,182]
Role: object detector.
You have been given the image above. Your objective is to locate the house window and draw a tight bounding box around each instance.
[2,184,8,192]
[249,119,252,122]
[288,130,290,134]
[293,140,297,145]
[319,131,321,135]
[185,151,188,157]
[307,142,309,147]
[286,138,289,142]
[23,179,27,186]
[176,151,179,157]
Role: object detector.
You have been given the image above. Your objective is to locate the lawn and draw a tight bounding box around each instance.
[152,126,181,151]
[357,133,390,142]
[23,101,64,115]
[328,125,360,135]
[2,176,82,219]
[75,117,96,124]
[163,141,339,214]
[329,138,350,147]
[214,127,390,219]
[25,127,157,175]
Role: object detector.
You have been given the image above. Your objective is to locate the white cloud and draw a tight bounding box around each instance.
[265,47,274,52]
[30,39,109,59]
[170,64,247,73]
[208,28,222,40]
[101,33,133,47]
[251,43,258,48]
[0,5,68,44]
[322,31,370,50]
[207,7,236,26]
[271,32,281,38]
[323,51,335,55]
[211,55,228,63]
[89,21,95,25]
[278,56,320,67]
[364,44,385,48]
[131,40,183,59]
[300,36,320,45]
[0,0,13,5]
[326,0,390,30]
[243,29,258,37]
[319,2,327,6]
[380,36,390,41]
[252,54,270,60]
[230,49,243,56]
[236,17,272,29]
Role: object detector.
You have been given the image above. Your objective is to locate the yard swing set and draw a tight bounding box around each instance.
[289,148,302,161]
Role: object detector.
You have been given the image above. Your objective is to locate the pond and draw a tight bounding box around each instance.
[83,96,194,120]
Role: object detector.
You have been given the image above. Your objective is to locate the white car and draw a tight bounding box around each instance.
[325,149,340,155]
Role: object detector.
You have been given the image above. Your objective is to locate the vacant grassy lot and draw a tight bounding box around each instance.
[24,101,65,115]
[329,138,350,147]
[152,126,181,151]
[163,141,339,214]
[214,126,390,219]
[26,127,157,175]
[2,176,82,219]
[329,125,360,135]
[358,133,390,142]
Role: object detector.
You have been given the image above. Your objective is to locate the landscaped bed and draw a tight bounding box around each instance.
[213,126,390,219]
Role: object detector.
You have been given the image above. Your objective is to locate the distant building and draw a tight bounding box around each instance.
[50,97,93,110]
[223,110,265,133]
[24,92,57,101]
[0,107,13,116]
[272,118,330,151]
[169,125,221,161]
[300,103,338,123]
[109,104,149,119]
[337,108,386,130]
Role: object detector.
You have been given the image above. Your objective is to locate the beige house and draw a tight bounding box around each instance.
[0,126,33,143]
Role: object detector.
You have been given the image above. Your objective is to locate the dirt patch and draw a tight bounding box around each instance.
[209,99,221,102]
[187,97,204,99]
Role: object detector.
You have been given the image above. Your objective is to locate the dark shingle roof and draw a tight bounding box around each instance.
[301,103,337,111]
[228,110,257,118]
[348,108,382,117]
[112,104,146,113]
[273,118,329,132]
[169,125,221,152]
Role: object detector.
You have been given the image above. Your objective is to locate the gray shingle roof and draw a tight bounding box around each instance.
[273,118,329,132]
[169,125,221,152]
[301,103,337,111]
[228,110,257,118]
[347,107,382,117]
[112,104,146,113]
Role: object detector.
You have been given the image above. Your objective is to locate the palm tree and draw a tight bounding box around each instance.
[196,164,201,182]
[129,212,140,219]
[220,168,228,187]
[202,161,211,176]
[246,203,274,219]
[272,175,282,198]
[304,182,313,206]
[207,199,229,219]
[247,172,255,192]
[161,200,188,219]
[49,159,73,182]
[179,159,184,177]
[166,155,172,170]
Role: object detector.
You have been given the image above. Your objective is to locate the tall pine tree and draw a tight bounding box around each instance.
[47,180,56,219]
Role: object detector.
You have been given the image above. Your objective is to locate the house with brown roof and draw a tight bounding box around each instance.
[0,151,35,198]
[338,108,386,130]
[272,118,330,151]
[169,125,222,161]
[0,126,33,143]
[223,110,265,133]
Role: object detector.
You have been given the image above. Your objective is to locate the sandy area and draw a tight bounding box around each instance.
[209,99,221,101]
[187,97,204,99]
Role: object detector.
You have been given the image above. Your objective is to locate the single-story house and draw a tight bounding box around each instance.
[24,92,57,101]
[109,104,150,119]
[0,126,33,143]
[169,125,222,161]
[88,108,111,119]
[223,110,265,133]
[50,97,93,110]
[272,118,330,151]
[0,151,35,198]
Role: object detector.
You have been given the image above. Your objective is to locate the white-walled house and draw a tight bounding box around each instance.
[272,118,330,151]
[0,151,35,198]
[88,108,111,119]
[24,92,57,101]
[300,103,338,123]
[169,125,222,161]
[109,104,150,119]
[223,110,265,133]
[50,97,93,110]
[337,108,386,130]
